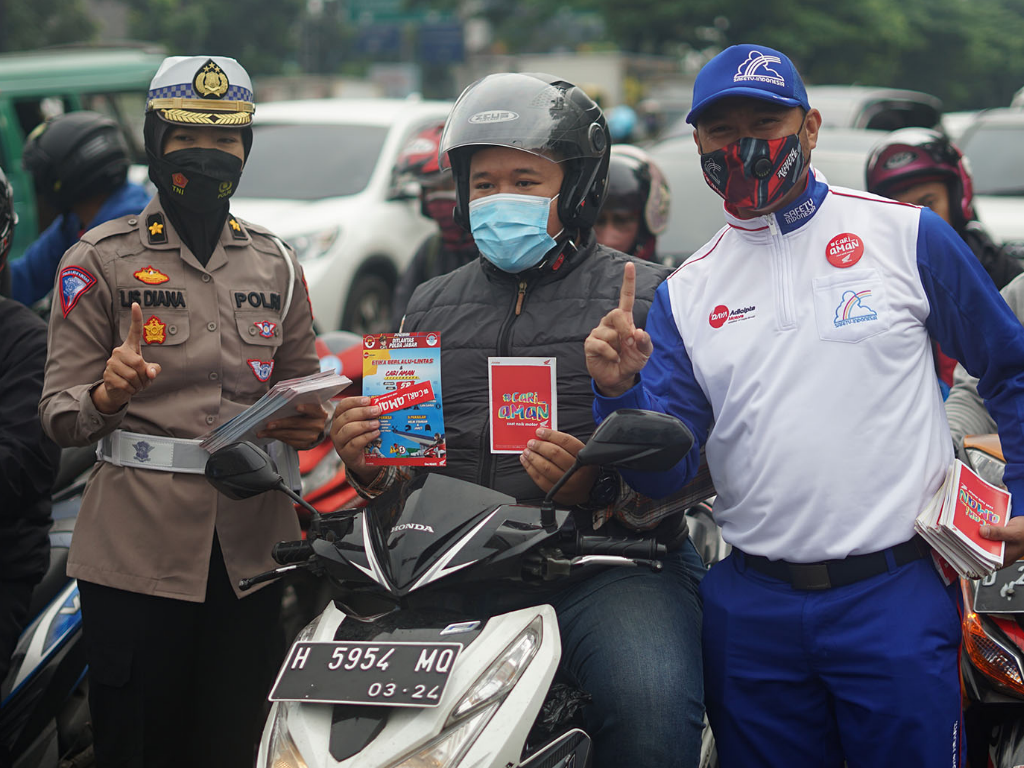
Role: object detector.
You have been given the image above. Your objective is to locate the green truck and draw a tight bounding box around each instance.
[0,45,164,261]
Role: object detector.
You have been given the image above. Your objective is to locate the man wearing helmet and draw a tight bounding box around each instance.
[389,121,478,328]
[10,111,150,306]
[39,56,326,766]
[0,164,60,707]
[332,73,706,767]
[593,144,671,261]
[865,128,1021,291]
[586,43,1024,767]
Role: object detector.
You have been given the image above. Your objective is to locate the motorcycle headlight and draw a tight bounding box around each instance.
[965,448,1007,489]
[290,227,340,263]
[265,703,309,768]
[449,616,542,722]
[385,701,499,768]
[961,582,1024,697]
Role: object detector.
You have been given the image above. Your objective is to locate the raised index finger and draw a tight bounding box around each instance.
[618,261,636,316]
[124,302,144,352]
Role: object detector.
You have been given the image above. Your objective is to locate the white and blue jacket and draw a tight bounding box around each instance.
[594,170,1024,562]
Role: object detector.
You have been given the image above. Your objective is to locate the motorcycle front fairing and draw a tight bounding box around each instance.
[325,473,572,598]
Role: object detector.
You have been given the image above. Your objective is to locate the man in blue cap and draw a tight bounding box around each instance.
[585,43,1024,766]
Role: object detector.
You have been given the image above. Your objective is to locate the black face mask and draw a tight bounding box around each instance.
[149,148,243,214]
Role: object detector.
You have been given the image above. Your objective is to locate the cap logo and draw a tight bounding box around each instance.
[193,59,230,99]
[734,51,785,87]
[469,110,519,124]
[883,150,918,170]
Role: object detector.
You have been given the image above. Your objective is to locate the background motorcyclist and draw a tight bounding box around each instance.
[331,72,705,768]
[389,121,478,329]
[0,163,60,689]
[865,127,1023,392]
[593,144,670,262]
[9,111,149,306]
[865,128,1022,290]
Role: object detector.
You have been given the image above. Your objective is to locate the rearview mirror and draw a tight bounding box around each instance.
[577,409,694,471]
[205,442,286,500]
[386,180,420,202]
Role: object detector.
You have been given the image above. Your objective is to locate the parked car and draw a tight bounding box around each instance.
[957,108,1024,247]
[805,85,943,131]
[230,97,453,334]
[0,45,164,263]
[649,127,880,264]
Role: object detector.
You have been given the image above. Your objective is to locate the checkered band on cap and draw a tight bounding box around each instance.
[147,83,254,104]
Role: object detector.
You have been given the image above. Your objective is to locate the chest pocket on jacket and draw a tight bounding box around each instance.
[233,309,283,395]
[812,268,891,344]
[117,308,190,394]
[235,310,283,348]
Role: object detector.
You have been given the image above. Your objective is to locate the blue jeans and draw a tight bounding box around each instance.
[547,537,706,768]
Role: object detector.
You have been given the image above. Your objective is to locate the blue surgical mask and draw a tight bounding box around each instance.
[469,193,561,274]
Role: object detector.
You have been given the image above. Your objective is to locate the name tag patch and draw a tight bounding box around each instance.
[119,289,187,309]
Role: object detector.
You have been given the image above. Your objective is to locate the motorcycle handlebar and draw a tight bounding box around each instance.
[572,534,667,560]
[272,540,314,565]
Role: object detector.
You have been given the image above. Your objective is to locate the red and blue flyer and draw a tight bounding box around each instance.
[487,357,557,453]
[362,332,445,466]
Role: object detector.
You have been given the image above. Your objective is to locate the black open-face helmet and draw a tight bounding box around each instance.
[439,72,610,232]
[0,165,16,272]
[22,111,130,213]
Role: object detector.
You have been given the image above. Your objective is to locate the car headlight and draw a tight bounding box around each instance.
[385,701,499,768]
[966,448,1007,489]
[265,703,309,768]
[290,227,340,263]
[449,616,542,722]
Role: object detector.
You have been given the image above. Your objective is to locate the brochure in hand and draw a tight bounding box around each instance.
[199,370,350,453]
[487,357,557,453]
[363,332,445,466]
[914,459,1011,579]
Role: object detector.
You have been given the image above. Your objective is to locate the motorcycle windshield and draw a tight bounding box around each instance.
[366,473,516,592]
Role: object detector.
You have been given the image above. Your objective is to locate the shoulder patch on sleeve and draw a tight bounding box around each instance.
[59,265,98,317]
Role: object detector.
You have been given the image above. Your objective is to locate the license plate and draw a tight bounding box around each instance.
[269,641,462,707]
[973,564,1024,614]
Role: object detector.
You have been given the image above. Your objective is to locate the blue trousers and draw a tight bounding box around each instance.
[466,537,706,768]
[701,552,963,768]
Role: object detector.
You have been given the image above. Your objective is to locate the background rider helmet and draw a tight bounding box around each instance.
[865,127,975,230]
[594,144,670,261]
[21,111,130,220]
[0,167,17,274]
[438,71,610,273]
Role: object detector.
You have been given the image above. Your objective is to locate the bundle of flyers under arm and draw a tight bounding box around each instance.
[914,459,1012,579]
[199,371,351,453]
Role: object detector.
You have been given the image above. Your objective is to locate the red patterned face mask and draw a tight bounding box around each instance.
[423,191,474,251]
[699,129,806,211]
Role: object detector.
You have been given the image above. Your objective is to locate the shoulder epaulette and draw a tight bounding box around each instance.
[79,213,141,245]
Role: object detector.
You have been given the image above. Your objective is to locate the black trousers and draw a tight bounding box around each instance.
[78,538,284,768]
[0,579,35,686]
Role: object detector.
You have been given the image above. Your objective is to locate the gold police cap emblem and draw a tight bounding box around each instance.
[193,59,230,100]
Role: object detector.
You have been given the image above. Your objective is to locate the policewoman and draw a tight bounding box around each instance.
[38,56,325,767]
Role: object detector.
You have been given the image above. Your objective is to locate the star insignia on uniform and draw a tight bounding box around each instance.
[148,221,164,236]
[229,218,241,231]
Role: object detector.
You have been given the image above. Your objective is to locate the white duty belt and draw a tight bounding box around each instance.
[96,430,303,492]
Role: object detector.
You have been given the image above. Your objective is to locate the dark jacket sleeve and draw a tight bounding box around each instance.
[962,222,1023,291]
[0,299,61,512]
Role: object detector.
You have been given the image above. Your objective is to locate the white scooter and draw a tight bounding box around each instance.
[205,409,715,768]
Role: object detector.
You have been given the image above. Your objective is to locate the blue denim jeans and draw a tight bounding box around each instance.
[547,537,706,768]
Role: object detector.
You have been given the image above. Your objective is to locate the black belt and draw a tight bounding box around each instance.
[735,536,931,591]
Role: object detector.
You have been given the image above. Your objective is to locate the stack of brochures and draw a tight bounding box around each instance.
[914,459,1012,579]
[200,371,350,453]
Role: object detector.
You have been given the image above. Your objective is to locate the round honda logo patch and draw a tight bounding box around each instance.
[709,305,729,329]
[826,233,864,268]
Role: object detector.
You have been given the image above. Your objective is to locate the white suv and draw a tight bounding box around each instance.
[231,97,454,333]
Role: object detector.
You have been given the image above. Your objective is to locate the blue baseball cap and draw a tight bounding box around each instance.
[686,44,810,125]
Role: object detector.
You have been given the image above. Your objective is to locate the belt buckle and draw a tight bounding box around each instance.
[790,563,832,591]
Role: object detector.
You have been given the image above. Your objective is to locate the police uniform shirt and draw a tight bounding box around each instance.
[39,196,319,601]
